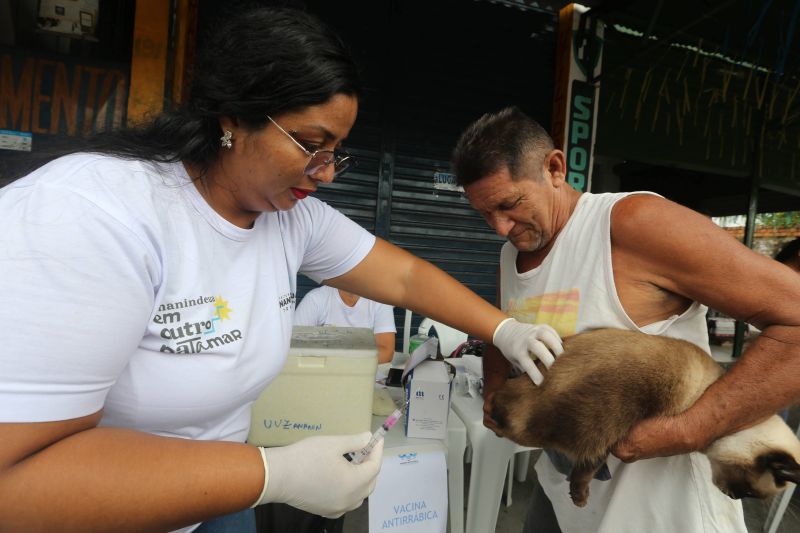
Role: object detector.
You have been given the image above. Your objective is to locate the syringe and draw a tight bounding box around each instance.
[348,401,408,464]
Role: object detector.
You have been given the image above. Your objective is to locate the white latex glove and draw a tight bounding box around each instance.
[492,318,563,385]
[252,432,383,518]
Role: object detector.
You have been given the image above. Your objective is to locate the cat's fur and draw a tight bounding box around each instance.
[490,328,800,507]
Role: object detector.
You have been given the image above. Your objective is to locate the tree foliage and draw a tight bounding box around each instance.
[757,212,800,228]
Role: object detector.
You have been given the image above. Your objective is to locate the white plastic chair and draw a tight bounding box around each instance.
[504,449,532,506]
[402,309,468,357]
[419,317,469,357]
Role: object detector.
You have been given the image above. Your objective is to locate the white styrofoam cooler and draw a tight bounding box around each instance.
[247,326,378,447]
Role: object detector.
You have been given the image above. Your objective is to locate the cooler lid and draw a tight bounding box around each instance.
[289,326,378,358]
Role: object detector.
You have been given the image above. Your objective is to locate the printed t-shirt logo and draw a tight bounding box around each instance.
[154,294,243,354]
[278,291,295,311]
[507,288,580,337]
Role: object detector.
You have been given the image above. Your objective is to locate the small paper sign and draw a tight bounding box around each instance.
[369,449,447,532]
[0,130,32,152]
[432,171,463,192]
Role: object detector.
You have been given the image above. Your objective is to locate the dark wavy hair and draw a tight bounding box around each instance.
[451,106,554,186]
[82,6,360,175]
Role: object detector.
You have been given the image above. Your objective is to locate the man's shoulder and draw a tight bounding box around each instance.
[304,286,333,300]
[610,193,673,234]
[369,299,393,312]
[581,191,661,212]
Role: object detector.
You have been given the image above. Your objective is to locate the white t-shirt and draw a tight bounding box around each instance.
[0,154,376,447]
[293,285,396,334]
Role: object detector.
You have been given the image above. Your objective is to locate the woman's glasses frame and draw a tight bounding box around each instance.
[266,116,354,177]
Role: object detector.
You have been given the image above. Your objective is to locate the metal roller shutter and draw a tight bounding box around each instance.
[297,0,557,349]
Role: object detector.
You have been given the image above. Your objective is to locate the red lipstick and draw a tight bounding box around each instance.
[291,188,310,200]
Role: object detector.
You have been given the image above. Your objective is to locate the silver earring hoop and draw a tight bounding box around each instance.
[220,130,233,149]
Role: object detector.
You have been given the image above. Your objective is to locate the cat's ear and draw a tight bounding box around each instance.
[759,451,800,485]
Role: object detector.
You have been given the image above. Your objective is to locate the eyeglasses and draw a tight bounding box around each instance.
[267,116,354,177]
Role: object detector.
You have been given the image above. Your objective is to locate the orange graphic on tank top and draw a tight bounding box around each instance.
[506,288,579,337]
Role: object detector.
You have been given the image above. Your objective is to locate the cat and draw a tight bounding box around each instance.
[489,328,800,507]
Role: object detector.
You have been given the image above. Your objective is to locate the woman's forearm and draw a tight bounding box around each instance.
[401,255,507,341]
[0,427,262,533]
[331,239,508,342]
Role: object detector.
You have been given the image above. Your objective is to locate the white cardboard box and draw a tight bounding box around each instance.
[403,359,453,439]
[247,326,378,446]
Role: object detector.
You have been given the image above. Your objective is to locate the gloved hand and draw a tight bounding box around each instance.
[492,318,563,385]
[252,432,383,517]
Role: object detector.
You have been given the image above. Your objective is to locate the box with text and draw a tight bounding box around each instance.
[404,360,453,439]
[248,326,378,446]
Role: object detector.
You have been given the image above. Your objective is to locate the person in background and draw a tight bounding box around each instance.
[775,237,800,273]
[452,106,800,533]
[0,10,561,533]
[263,287,395,533]
[775,236,800,423]
[295,285,397,364]
[271,286,394,533]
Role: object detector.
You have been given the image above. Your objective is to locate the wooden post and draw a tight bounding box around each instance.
[551,3,604,193]
[126,0,170,125]
[170,0,199,106]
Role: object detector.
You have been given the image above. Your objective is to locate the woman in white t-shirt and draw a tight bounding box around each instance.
[0,7,562,533]
[295,286,397,363]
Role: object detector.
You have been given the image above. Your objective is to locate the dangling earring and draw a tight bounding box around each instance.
[220,130,233,149]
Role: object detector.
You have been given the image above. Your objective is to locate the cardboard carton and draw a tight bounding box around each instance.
[403,359,453,439]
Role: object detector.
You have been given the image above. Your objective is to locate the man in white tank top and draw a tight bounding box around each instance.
[451,106,800,533]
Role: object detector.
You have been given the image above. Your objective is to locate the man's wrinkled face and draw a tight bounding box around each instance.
[464,166,554,253]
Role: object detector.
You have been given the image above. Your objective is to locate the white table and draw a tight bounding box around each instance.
[449,391,534,533]
[377,386,467,533]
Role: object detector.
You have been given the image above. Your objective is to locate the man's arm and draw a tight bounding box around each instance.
[482,344,513,434]
[482,268,513,434]
[371,302,398,364]
[374,332,396,364]
[609,194,800,460]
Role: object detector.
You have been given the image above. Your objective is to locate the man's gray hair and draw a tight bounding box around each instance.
[451,106,554,186]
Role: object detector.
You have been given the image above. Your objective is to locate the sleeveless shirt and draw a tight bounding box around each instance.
[499,192,746,533]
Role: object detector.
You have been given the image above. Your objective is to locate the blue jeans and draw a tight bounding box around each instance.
[194,508,256,533]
